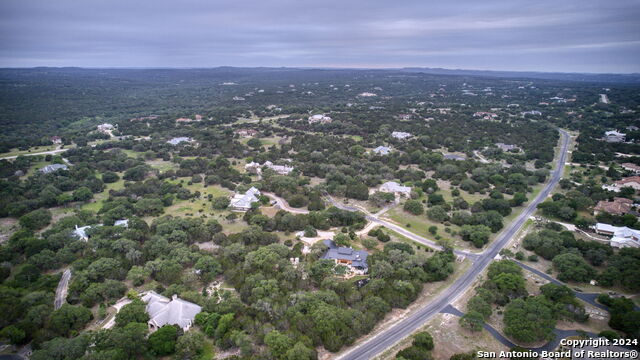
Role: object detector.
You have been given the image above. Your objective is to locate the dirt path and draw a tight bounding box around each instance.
[54,268,71,310]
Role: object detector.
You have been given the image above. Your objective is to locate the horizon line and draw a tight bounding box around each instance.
[0,65,638,76]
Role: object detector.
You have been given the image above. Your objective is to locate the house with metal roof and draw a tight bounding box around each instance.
[321,240,369,275]
[391,131,412,140]
[444,153,467,161]
[229,187,261,211]
[141,291,202,332]
[379,181,411,197]
[166,137,193,145]
[264,161,294,175]
[372,146,391,155]
[39,164,68,174]
[594,223,640,248]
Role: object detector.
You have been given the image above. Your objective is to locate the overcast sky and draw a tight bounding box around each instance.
[1,0,639,73]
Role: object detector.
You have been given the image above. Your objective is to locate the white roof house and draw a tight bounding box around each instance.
[39,164,68,174]
[167,137,193,145]
[141,291,202,332]
[114,219,129,228]
[72,225,92,241]
[379,181,411,197]
[308,114,332,124]
[244,161,261,174]
[97,123,115,133]
[372,146,391,155]
[230,187,261,211]
[604,130,626,143]
[264,161,294,175]
[391,131,412,140]
[521,110,542,116]
[594,223,640,248]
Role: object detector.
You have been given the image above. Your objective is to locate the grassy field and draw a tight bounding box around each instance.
[163,181,232,218]
[82,175,126,212]
[383,206,467,249]
[23,160,50,178]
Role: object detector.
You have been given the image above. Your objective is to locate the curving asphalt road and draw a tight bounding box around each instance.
[337,129,570,360]
[263,192,311,214]
[440,304,602,352]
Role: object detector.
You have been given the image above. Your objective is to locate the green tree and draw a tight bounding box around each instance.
[19,209,52,230]
[403,200,424,215]
[459,311,484,331]
[412,331,434,350]
[503,296,556,343]
[426,205,448,222]
[175,330,205,360]
[265,330,293,359]
[148,325,179,355]
[286,341,316,360]
[552,252,596,283]
[73,186,93,202]
[48,304,93,337]
[212,196,230,210]
[115,299,149,327]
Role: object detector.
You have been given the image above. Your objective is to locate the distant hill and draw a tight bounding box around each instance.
[398,67,640,84]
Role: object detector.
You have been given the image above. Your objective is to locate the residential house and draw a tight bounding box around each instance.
[229,187,261,211]
[308,114,332,124]
[495,143,520,152]
[593,224,640,248]
[473,111,498,120]
[264,161,294,175]
[604,176,640,192]
[72,220,127,241]
[39,164,68,174]
[175,117,194,123]
[72,225,94,241]
[358,92,377,97]
[604,130,626,143]
[391,131,412,140]
[141,291,202,332]
[235,129,258,138]
[244,161,261,174]
[97,123,115,133]
[232,96,245,101]
[114,219,129,228]
[321,240,369,275]
[621,163,640,174]
[372,146,391,155]
[166,137,193,146]
[521,110,542,116]
[379,181,411,197]
[444,154,467,161]
[593,197,634,216]
[50,136,62,144]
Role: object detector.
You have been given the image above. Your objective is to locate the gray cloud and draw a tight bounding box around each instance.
[0,0,639,72]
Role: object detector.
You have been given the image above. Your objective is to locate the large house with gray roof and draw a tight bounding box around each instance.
[141,291,202,332]
[321,240,369,275]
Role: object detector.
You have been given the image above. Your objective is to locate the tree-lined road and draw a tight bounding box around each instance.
[337,129,570,360]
